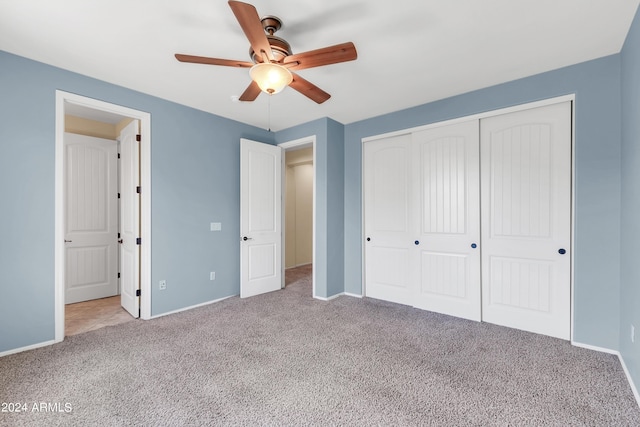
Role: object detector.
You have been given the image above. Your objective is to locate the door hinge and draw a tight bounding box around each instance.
[118,192,121,199]
[136,237,141,245]
[136,134,141,142]
[136,289,141,297]
[117,153,121,159]
[118,272,121,279]
[118,232,121,238]
[136,186,141,194]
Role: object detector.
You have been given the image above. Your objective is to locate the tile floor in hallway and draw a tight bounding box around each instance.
[65,296,135,336]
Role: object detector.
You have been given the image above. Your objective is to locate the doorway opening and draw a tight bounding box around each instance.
[279,136,316,297]
[54,91,152,343]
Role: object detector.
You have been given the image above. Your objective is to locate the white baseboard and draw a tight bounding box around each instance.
[344,292,363,298]
[314,292,363,301]
[0,339,56,358]
[571,340,618,355]
[314,292,344,301]
[286,263,312,270]
[618,352,640,407]
[572,340,640,408]
[149,295,236,319]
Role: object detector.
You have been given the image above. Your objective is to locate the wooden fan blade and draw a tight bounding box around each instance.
[289,73,331,104]
[175,54,253,68]
[228,1,274,63]
[283,42,357,70]
[239,80,262,102]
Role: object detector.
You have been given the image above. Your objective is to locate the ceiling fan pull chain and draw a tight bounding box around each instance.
[268,93,271,132]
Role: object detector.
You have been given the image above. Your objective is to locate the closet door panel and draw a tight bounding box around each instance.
[364,134,414,305]
[481,102,571,340]
[412,120,481,321]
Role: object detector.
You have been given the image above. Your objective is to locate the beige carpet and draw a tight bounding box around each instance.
[1,265,639,426]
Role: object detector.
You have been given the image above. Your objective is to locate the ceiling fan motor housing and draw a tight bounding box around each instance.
[250,35,291,63]
[249,15,292,63]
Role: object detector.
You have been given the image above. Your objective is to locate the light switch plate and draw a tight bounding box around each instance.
[210,222,222,231]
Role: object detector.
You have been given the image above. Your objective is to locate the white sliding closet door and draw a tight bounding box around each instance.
[480,102,571,340]
[412,121,481,321]
[363,100,572,340]
[364,134,414,306]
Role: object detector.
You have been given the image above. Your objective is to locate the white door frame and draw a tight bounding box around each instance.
[278,135,317,298]
[54,90,152,343]
[361,94,575,341]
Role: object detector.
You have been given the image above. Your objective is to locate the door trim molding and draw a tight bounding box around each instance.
[361,94,576,340]
[278,136,317,299]
[55,90,152,343]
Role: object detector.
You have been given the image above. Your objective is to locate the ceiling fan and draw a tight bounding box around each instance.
[175,0,357,104]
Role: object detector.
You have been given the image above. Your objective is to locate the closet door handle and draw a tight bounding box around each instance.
[471,243,477,249]
[558,248,566,255]
[242,236,252,241]
[366,237,371,242]
[414,240,420,245]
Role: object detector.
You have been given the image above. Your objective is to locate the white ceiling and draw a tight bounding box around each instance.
[1,0,638,131]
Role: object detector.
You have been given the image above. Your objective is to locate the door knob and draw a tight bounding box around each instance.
[118,239,123,244]
[242,236,252,241]
[558,248,566,255]
[64,239,72,243]
[471,243,477,249]
[414,240,420,245]
[366,237,371,242]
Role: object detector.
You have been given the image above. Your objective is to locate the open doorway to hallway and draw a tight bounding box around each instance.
[62,105,137,336]
[55,91,152,343]
[281,140,315,295]
[284,147,313,267]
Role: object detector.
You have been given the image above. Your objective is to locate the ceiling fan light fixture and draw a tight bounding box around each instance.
[249,62,293,95]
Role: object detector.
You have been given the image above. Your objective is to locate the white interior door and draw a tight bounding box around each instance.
[240,139,283,298]
[480,102,571,339]
[364,134,414,306]
[119,120,140,318]
[412,121,481,321]
[64,133,118,304]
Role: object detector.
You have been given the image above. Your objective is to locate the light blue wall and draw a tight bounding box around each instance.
[149,100,272,315]
[620,4,640,397]
[0,50,272,352]
[325,118,345,297]
[275,117,345,298]
[344,55,623,350]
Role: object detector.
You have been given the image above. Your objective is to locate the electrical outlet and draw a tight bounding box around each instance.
[210,272,216,281]
[632,324,635,343]
[159,280,167,290]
